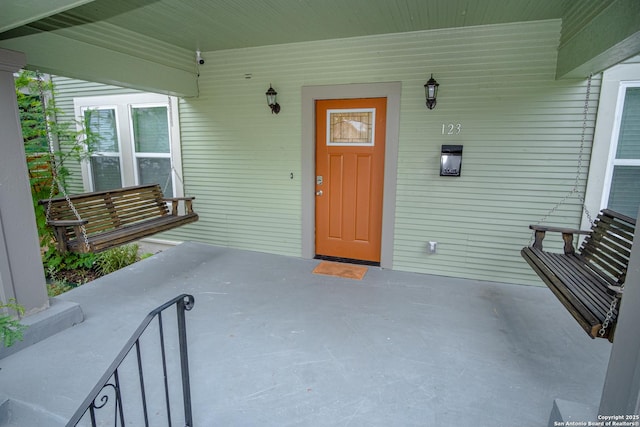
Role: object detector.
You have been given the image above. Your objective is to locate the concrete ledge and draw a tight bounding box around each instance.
[0,298,84,359]
[549,399,598,426]
[0,395,66,426]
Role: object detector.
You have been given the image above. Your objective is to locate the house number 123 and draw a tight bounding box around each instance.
[442,123,462,135]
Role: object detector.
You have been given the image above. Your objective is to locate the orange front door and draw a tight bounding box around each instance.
[315,98,386,263]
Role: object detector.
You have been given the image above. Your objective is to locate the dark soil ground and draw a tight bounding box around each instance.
[46,267,102,296]
[55,267,102,284]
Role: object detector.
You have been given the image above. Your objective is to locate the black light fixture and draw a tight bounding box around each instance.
[266,84,280,114]
[424,74,439,110]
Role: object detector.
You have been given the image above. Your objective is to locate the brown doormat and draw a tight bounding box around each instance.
[312,261,368,280]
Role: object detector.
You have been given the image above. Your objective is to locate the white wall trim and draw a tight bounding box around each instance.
[584,64,640,229]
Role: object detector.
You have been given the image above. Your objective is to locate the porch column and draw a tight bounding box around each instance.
[599,209,640,416]
[0,48,49,316]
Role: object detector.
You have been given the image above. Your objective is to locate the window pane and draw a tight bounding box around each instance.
[137,157,173,197]
[615,87,640,159]
[85,109,118,152]
[328,109,374,145]
[607,165,640,220]
[132,107,170,153]
[90,156,122,191]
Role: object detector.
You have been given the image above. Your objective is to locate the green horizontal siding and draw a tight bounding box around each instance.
[53,19,602,286]
[175,19,600,285]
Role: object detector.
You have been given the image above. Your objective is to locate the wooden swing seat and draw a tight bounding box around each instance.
[521,209,635,341]
[40,184,198,254]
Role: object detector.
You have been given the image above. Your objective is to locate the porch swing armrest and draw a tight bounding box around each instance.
[528,225,591,254]
[46,219,89,254]
[47,219,89,227]
[162,197,196,215]
[607,285,624,296]
[162,197,195,201]
[528,225,590,234]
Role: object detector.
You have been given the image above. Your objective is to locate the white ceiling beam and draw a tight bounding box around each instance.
[0,0,97,33]
[0,31,198,97]
[557,0,640,78]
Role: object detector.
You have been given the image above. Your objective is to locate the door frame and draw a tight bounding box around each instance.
[301,82,401,269]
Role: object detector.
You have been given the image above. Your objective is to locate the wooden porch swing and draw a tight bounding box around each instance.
[520,75,635,342]
[35,73,198,255]
[521,209,635,342]
[40,184,198,254]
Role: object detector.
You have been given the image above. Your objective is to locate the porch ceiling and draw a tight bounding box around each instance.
[1,0,638,95]
[1,0,566,52]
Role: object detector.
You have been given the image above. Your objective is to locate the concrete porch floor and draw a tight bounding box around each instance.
[0,242,611,426]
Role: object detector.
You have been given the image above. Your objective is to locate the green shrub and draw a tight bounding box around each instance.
[46,267,79,296]
[0,300,27,348]
[94,244,140,276]
[43,248,95,275]
[47,279,77,297]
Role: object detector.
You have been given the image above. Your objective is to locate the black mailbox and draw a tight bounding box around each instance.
[440,145,463,177]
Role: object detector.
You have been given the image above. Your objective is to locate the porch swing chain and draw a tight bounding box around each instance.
[37,72,90,251]
[601,237,625,337]
[530,74,595,244]
[576,73,595,226]
[600,296,620,337]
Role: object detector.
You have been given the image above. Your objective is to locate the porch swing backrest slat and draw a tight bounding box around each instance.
[40,184,198,253]
[46,186,169,235]
[580,213,634,284]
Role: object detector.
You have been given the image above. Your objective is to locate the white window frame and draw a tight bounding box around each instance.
[129,102,174,192]
[73,93,184,197]
[80,105,124,190]
[601,82,640,209]
[583,62,640,228]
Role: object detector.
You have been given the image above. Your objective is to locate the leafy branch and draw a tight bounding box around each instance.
[0,300,27,348]
[16,70,97,275]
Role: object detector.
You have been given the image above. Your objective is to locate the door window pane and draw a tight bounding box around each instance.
[137,157,173,197]
[615,87,640,159]
[132,106,170,153]
[327,109,375,145]
[90,156,122,191]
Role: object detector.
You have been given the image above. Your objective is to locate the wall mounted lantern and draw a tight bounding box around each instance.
[266,84,281,114]
[424,74,439,110]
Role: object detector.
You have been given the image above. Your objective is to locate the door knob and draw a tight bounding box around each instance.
[316,190,323,196]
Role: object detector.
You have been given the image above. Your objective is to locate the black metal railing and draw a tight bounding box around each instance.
[66,294,195,427]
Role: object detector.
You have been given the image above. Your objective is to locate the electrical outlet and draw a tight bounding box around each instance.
[428,241,437,254]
